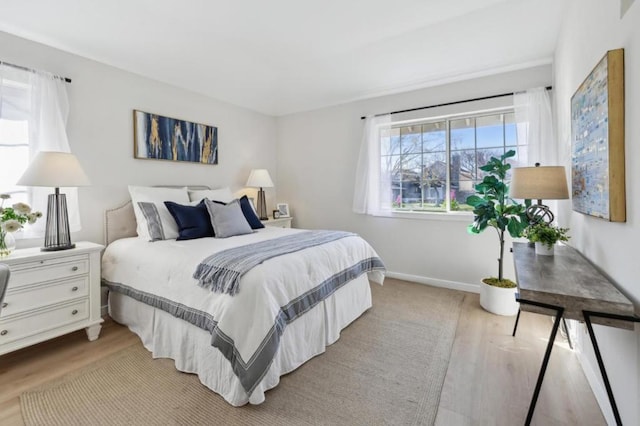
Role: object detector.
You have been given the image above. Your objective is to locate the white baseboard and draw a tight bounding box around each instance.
[385,271,480,294]
[575,330,616,426]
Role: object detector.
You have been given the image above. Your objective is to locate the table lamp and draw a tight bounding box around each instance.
[509,163,569,224]
[17,151,90,251]
[246,169,274,220]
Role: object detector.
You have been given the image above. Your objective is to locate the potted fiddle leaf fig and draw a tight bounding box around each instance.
[466,150,529,316]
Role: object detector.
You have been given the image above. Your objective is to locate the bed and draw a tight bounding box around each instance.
[101,187,385,406]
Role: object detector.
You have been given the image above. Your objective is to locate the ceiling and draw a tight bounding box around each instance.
[0,0,567,116]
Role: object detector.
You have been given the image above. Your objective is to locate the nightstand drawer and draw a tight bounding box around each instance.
[0,242,103,356]
[262,217,293,228]
[1,276,89,318]
[9,256,89,288]
[0,299,89,345]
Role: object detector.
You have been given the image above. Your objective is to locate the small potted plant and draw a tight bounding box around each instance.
[523,222,570,256]
[466,150,529,316]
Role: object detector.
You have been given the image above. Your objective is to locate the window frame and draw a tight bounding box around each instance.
[0,70,33,234]
[382,105,522,217]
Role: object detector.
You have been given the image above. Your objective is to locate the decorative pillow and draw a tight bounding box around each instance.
[164,200,214,240]
[128,186,190,241]
[136,202,166,241]
[188,187,234,203]
[204,198,253,238]
[238,195,264,229]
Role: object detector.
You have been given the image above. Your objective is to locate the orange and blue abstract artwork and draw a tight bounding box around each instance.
[134,110,218,165]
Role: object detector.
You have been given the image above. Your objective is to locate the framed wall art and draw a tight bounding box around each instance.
[134,110,218,165]
[571,48,625,222]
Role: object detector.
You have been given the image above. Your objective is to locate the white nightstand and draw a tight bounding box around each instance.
[0,242,104,356]
[262,216,293,228]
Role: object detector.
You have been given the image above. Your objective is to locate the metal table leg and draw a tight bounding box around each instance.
[512,308,521,337]
[513,309,572,350]
[517,298,565,426]
[582,311,640,426]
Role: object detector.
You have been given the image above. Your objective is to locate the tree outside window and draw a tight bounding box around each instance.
[381,111,523,213]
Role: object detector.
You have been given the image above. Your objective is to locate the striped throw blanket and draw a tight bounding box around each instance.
[194,230,355,295]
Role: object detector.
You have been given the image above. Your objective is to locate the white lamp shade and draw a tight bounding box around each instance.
[17,151,90,188]
[509,166,569,200]
[246,169,274,188]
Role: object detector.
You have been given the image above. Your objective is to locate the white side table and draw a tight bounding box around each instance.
[262,217,293,228]
[0,241,104,355]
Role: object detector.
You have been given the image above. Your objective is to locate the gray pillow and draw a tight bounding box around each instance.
[205,199,253,238]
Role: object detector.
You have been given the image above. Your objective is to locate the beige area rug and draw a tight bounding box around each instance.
[21,280,464,426]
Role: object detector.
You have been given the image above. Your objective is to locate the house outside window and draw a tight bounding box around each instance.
[380,109,524,213]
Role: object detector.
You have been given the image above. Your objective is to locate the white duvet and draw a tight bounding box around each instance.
[102,226,384,400]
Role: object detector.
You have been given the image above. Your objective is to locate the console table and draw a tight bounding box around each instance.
[511,242,638,426]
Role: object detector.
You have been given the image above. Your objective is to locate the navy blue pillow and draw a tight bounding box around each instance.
[239,195,264,229]
[164,200,214,240]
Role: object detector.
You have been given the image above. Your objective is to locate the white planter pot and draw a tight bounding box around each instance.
[535,242,554,256]
[479,281,519,316]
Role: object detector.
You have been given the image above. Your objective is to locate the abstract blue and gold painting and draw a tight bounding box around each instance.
[570,49,625,222]
[134,110,218,165]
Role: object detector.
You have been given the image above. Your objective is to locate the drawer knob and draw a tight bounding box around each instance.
[71,286,79,292]
[0,330,7,336]
[72,309,78,315]
[1,302,7,308]
[71,266,79,272]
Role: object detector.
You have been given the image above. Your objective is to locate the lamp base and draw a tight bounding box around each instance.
[256,188,268,220]
[42,190,75,251]
[526,203,554,225]
[41,243,76,252]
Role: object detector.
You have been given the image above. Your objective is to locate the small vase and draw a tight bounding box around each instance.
[535,242,554,256]
[0,229,16,257]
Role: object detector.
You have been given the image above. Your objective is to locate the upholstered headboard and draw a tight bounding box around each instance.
[104,185,211,246]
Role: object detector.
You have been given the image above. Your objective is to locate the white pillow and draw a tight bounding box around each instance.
[188,187,235,203]
[128,186,190,240]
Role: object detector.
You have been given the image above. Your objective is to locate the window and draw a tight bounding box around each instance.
[0,73,31,205]
[381,109,524,213]
[0,63,80,237]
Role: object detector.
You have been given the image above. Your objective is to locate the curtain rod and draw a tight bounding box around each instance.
[360,85,552,120]
[0,60,72,83]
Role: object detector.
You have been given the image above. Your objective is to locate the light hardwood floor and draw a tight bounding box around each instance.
[0,287,605,425]
[436,293,605,425]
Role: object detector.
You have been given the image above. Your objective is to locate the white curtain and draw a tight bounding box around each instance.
[513,87,562,221]
[353,114,391,216]
[26,70,81,236]
[513,87,555,166]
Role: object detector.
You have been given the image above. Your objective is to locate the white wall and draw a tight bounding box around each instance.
[276,65,551,291]
[554,1,640,424]
[0,31,278,248]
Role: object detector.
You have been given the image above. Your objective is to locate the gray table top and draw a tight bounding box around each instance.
[512,242,636,327]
